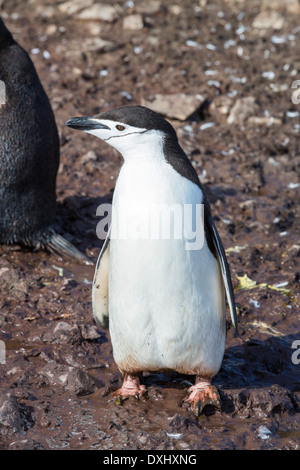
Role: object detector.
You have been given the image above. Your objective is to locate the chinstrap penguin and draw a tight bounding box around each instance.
[66,105,237,415]
[0,18,90,264]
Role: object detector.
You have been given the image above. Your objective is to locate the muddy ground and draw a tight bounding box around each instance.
[0,0,300,451]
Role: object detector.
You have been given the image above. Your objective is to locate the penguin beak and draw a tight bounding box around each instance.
[66,117,110,131]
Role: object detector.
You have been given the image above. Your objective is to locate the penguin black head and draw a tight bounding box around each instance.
[0,18,14,49]
[66,105,178,157]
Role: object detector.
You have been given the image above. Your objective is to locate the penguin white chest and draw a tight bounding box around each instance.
[108,158,226,377]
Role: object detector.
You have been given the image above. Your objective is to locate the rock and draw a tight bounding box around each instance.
[252,11,285,30]
[76,4,120,23]
[227,96,259,125]
[169,5,183,15]
[261,0,300,15]
[168,414,199,432]
[135,0,162,14]
[45,24,57,35]
[123,14,144,30]
[79,324,101,341]
[234,385,298,417]
[85,22,103,36]
[141,93,205,121]
[208,96,233,119]
[64,369,97,396]
[39,362,97,396]
[39,362,71,386]
[83,38,119,53]
[0,394,34,435]
[247,116,282,127]
[42,321,82,345]
[58,0,93,15]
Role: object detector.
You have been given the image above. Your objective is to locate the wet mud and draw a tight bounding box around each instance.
[0,0,299,450]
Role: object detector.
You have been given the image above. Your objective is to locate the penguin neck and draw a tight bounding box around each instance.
[116,131,166,164]
[118,133,188,170]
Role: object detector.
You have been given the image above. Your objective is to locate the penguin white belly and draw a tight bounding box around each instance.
[109,159,226,377]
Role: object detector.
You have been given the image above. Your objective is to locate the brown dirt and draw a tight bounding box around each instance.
[0,0,299,450]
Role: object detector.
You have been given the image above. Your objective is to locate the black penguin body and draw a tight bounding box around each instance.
[0,19,59,246]
[0,19,89,262]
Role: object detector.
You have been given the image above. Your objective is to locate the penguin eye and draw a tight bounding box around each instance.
[116,125,125,131]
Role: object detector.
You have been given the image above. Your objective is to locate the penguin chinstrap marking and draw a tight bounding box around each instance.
[0,19,90,264]
[66,105,238,416]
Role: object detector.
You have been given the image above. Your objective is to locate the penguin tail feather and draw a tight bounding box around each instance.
[47,232,93,265]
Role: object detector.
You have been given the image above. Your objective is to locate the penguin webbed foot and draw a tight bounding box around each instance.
[112,373,147,403]
[47,232,93,265]
[184,377,221,417]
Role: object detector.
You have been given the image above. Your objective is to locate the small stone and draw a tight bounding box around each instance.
[208,96,233,119]
[65,369,97,396]
[135,0,162,14]
[235,385,298,417]
[261,0,300,15]
[79,324,100,341]
[77,4,120,23]
[58,0,93,15]
[141,93,205,121]
[83,38,118,53]
[252,11,285,30]
[85,22,103,36]
[0,394,34,435]
[169,5,183,15]
[247,116,281,127]
[123,14,144,30]
[42,322,81,345]
[45,24,57,35]
[227,97,259,125]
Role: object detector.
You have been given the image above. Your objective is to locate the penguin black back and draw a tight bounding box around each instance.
[0,18,59,246]
[0,19,89,263]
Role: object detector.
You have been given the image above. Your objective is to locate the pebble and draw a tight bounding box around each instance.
[123,14,144,30]
[271,35,286,44]
[247,116,281,127]
[261,0,300,15]
[258,425,272,440]
[135,0,162,14]
[252,11,285,30]
[141,93,205,121]
[199,122,215,131]
[76,4,120,22]
[58,0,93,15]
[0,394,33,435]
[227,96,258,125]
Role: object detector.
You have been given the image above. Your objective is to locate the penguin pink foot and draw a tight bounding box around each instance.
[184,377,221,416]
[112,374,147,402]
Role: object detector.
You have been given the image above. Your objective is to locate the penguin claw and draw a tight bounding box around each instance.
[112,385,147,403]
[184,384,221,417]
[47,232,93,265]
[111,374,147,403]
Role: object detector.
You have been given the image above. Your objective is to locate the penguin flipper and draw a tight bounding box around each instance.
[47,232,92,265]
[92,232,110,330]
[206,215,238,333]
